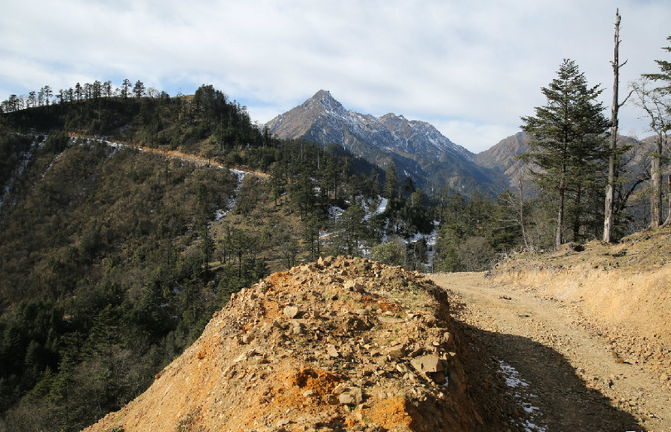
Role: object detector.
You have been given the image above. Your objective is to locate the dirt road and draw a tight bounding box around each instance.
[430,272,671,432]
[68,133,269,178]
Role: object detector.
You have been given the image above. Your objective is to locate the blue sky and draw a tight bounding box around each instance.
[1,0,669,152]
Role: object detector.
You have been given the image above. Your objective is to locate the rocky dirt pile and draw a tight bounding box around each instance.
[490,227,671,379]
[84,256,518,432]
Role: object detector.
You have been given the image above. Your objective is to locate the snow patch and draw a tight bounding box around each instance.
[498,360,547,432]
[499,360,529,389]
[328,205,345,222]
[212,168,247,221]
[375,197,388,214]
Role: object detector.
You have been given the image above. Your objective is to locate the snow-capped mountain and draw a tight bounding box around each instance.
[378,112,473,160]
[265,90,500,195]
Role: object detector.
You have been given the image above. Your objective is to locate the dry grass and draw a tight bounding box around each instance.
[491,226,671,370]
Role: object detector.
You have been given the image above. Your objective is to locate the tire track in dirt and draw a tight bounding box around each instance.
[430,272,671,432]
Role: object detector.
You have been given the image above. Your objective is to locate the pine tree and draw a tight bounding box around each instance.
[383,163,398,201]
[520,59,610,248]
[42,86,52,106]
[121,79,132,98]
[133,80,146,98]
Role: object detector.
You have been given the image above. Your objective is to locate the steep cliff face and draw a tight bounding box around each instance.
[84,256,520,432]
[266,91,501,196]
[378,113,473,161]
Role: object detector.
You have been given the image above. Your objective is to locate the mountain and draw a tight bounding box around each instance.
[476,132,669,190]
[476,132,530,187]
[266,90,501,196]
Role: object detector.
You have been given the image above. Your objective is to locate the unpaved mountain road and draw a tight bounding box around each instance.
[430,272,671,432]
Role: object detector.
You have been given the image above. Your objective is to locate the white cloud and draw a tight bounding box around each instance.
[1,0,669,152]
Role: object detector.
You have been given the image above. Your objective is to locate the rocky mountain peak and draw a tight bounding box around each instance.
[302,90,346,116]
[264,91,500,195]
[379,113,406,122]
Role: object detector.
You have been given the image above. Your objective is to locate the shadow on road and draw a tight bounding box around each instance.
[460,320,643,432]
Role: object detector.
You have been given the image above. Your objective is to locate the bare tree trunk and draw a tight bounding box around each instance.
[664,174,671,226]
[665,175,671,226]
[604,9,626,243]
[573,185,582,242]
[556,177,565,249]
[651,140,663,228]
[631,82,669,228]
[517,176,530,250]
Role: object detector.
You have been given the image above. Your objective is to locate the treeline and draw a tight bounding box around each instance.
[1,82,259,157]
[1,79,157,113]
[518,31,671,247]
[1,79,543,273]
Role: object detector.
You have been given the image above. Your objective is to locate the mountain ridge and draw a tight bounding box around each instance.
[265,90,500,195]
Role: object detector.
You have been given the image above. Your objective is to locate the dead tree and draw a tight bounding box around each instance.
[603,9,632,242]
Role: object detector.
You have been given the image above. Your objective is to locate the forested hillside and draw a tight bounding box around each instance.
[0,133,243,430]
[0,83,532,431]
[0,86,377,430]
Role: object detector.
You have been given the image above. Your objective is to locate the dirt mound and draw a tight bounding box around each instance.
[83,256,517,432]
[490,227,671,375]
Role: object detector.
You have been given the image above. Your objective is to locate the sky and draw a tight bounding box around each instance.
[1,0,669,153]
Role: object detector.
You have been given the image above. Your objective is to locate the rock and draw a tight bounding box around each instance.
[284,306,299,318]
[396,363,410,373]
[328,345,340,358]
[332,383,348,395]
[291,320,305,335]
[338,393,356,405]
[386,346,405,360]
[408,347,423,358]
[346,316,370,331]
[273,320,288,330]
[234,349,255,363]
[338,387,363,405]
[378,316,404,324]
[344,280,364,293]
[411,353,443,373]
